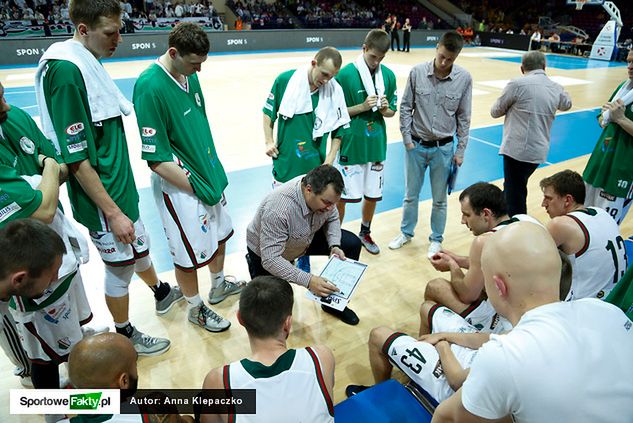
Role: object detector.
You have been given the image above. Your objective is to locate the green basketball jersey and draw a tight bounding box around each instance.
[42,59,139,231]
[133,63,228,206]
[583,81,633,199]
[335,62,398,165]
[0,107,60,227]
[263,69,348,183]
[606,265,633,321]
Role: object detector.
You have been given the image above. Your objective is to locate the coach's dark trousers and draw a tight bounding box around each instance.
[246,229,362,279]
[503,155,539,217]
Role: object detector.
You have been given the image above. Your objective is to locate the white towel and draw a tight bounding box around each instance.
[35,39,133,151]
[602,80,633,127]
[354,54,384,112]
[278,66,350,140]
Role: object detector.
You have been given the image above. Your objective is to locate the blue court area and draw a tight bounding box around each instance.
[492,53,626,70]
[5,84,604,273]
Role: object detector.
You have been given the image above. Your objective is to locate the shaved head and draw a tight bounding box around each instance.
[68,332,137,389]
[481,222,560,324]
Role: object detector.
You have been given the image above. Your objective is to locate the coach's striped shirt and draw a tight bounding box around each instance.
[246,176,341,287]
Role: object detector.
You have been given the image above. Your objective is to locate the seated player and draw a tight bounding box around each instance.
[201,276,335,423]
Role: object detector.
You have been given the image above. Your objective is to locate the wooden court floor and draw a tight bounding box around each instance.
[0,46,631,421]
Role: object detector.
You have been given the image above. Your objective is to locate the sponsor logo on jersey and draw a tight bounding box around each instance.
[141,144,156,153]
[199,214,209,233]
[490,313,500,330]
[432,360,444,378]
[195,93,202,107]
[625,321,632,331]
[65,122,84,136]
[0,202,21,223]
[313,117,323,130]
[142,127,156,137]
[67,141,88,154]
[268,92,274,101]
[263,103,273,111]
[184,108,192,116]
[89,231,107,240]
[19,137,35,154]
[599,190,616,201]
[57,337,71,350]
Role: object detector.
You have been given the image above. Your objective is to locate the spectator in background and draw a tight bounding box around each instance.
[530,28,542,50]
[548,31,561,52]
[419,16,429,30]
[402,17,411,52]
[390,15,401,51]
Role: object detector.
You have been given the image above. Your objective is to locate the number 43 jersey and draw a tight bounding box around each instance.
[566,207,627,300]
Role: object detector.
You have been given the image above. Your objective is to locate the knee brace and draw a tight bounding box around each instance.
[134,254,152,273]
[104,264,134,297]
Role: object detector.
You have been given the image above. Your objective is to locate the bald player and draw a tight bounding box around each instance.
[433,222,633,423]
[64,332,193,423]
[424,182,539,333]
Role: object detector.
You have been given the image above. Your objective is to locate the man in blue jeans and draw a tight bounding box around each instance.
[389,31,472,258]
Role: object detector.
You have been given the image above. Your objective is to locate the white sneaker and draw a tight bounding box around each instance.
[389,233,411,250]
[427,241,442,258]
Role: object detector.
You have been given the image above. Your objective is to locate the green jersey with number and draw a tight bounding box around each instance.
[335,63,397,165]
[134,63,228,206]
[42,59,139,231]
[263,69,348,183]
[0,106,60,227]
[583,81,633,199]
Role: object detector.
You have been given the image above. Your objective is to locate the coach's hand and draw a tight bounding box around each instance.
[110,211,136,244]
[308,275,340,297]
[330,246,346,260]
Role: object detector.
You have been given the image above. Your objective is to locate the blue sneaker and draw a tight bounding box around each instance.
[297,255,311,273]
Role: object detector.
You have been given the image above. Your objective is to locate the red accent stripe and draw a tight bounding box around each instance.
[428,303,443,333]
[306,347,334,416]
[567,214,590,257]
[219,229,235,245]
[132,248,150,260]
[381,331,406,356]
[103,258,136,267]
[460,299,484,318]
[141,414,151,423]
[363,195,383,201]
[163,193,198,266]
[24,321,64,363]
[340,198,362,203]
[223,365,235,423]
[79,313,93,326]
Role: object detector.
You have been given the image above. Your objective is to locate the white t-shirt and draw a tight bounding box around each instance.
[462,299,633,423]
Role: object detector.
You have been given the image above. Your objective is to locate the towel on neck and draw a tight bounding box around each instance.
[354,54,384,112]
[35,39,133,151]
[278,66,350,140]
[602,80,633,127]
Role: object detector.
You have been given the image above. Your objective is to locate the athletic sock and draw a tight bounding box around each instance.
[360,221,371,234]
[150,280,170,302]
[114,321,134,338]
[185,294,203,309]
[211,270,224,289]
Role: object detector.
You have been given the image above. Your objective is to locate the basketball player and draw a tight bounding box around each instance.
[35,0,177,355]
[334,29,398,255]
[540,170,627,299]
[424,182,539,333]
[201,276,335,423]
[134,22,245,333]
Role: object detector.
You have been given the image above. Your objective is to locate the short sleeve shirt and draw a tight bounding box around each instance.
[133,63,228,206]
[335,62,397,165]
[263,69,348,183]
[42,59,139,231]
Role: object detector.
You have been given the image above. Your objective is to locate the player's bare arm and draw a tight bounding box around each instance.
[150,162,194,194]
[70,159,135,244]
[263,114,278,158]
[200,368,225,423]
[435,340,470,391]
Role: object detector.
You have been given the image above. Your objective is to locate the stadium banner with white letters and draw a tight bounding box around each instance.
[10,389,121,415]
[477,32,531,51]
[0,29,448,66]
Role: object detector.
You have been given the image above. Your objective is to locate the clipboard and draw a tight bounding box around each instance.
[305,255,367,311]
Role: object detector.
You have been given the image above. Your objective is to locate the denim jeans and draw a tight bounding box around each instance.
[400,142,454,242]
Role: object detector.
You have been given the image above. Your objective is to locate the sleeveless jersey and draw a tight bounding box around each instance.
[225,347,334,423]
[566,207,627,300]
